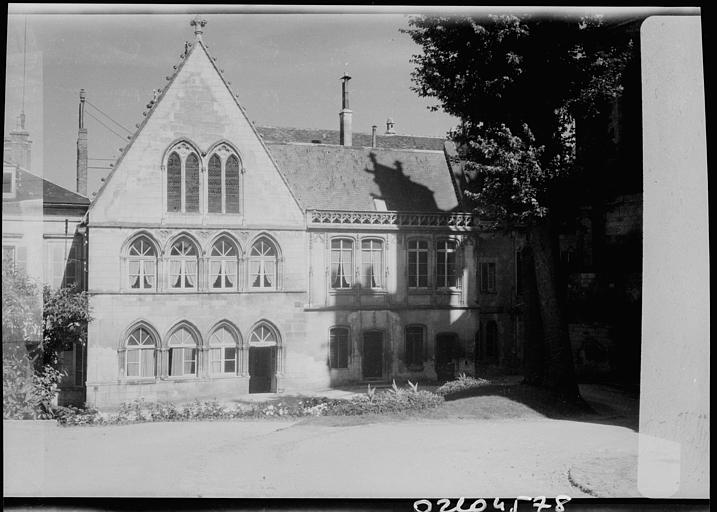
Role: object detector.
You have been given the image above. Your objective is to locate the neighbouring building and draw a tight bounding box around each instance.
[2,114,90,406]
[82,19,526,407]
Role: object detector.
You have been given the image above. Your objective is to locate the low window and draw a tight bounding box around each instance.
[480,261,497,293]
[168,327,198,377]
[405,325,425,367]
[209,326,238,375]
[125,327,156,378]
[329,327,349,369]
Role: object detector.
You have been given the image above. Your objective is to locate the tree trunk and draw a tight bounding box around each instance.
[528,217,582,402]
[520,245,545,386]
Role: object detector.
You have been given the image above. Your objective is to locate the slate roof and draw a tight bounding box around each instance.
[3,162,90,207]
[266,143,459,212]
[256,126,447,152]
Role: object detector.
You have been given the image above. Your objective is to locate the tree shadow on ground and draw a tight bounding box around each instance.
[442,382,639,431]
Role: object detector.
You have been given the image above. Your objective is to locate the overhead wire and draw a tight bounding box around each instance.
[85,100,133,134]
[85,109,131,142]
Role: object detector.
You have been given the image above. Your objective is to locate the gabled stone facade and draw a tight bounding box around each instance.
[83,21,524,407]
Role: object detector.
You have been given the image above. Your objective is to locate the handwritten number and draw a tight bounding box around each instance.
[554,496,571,512]
[493,498,506,511]
[532,497,550,512]
[414,500,432,512]
[510,496,532,512]
[470,499,487,512]
[437,499,453,512]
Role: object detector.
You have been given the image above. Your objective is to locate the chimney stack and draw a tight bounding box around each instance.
[371,125,377,148]
[385,117,396,135]
[76,89,88,197]
[339,74,352,146]
[6,113,32,170]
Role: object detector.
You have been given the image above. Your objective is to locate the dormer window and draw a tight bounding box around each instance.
[3,168,16,199]
[166,142,200,213]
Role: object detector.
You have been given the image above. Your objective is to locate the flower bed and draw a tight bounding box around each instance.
[56,381,444,426]
[435,373,491,396]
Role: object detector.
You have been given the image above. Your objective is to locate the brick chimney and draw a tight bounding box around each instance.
[5,113,32,169]
[371,125,377,148]
[339,74,352,146]
[76,89,88,196]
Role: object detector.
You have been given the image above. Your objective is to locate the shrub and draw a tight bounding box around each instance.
[324,383,443,416]
[436,372,491,396]
[56,384,445,426]
[3,350,64,419]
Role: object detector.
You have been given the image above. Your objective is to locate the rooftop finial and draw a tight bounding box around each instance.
[190,15,207,40]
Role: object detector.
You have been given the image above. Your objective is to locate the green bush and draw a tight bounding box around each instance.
[436,373,491,396]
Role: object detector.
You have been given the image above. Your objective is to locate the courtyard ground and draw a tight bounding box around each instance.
[3,383,640,498]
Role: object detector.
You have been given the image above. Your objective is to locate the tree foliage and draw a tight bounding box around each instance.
[2,259,92,418]
[403,13,636,399]
[42,285,92,366]
[2,260,42,344]
[403,13,634,221]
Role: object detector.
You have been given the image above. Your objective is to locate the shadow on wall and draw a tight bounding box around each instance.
[319,152,485,389]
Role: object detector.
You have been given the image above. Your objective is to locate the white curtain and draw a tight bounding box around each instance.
[185,260,197,287]
[140,349,155,377]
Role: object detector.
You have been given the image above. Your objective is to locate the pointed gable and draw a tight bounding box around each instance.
[89,35,303,226]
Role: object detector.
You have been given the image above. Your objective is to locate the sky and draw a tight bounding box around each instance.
[5,5,685,197]
[5,8,465,196]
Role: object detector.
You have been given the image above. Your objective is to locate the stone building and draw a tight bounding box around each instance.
[82,20,525,407]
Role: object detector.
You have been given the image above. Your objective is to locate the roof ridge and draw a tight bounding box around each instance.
[257,124,447,140]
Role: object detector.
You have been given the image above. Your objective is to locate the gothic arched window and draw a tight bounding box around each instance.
[127,236,157,290]
[209,325,240,375]
[166,142,200,213]
[249,237,277,289]
[207,145,241,214]
[209,236,239,290]
[168,326,199,377]
[169,237,198,290]
[125,326,156,378]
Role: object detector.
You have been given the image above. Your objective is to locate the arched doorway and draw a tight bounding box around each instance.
[248,323,279,393]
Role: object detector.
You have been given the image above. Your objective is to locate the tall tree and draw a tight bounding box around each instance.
[404,13,634,400]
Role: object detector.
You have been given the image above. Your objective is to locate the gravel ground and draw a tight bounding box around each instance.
[4,383,641,498]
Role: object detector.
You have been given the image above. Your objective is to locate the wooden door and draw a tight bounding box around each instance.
[362,331,383,379]
[249,346,275,393]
